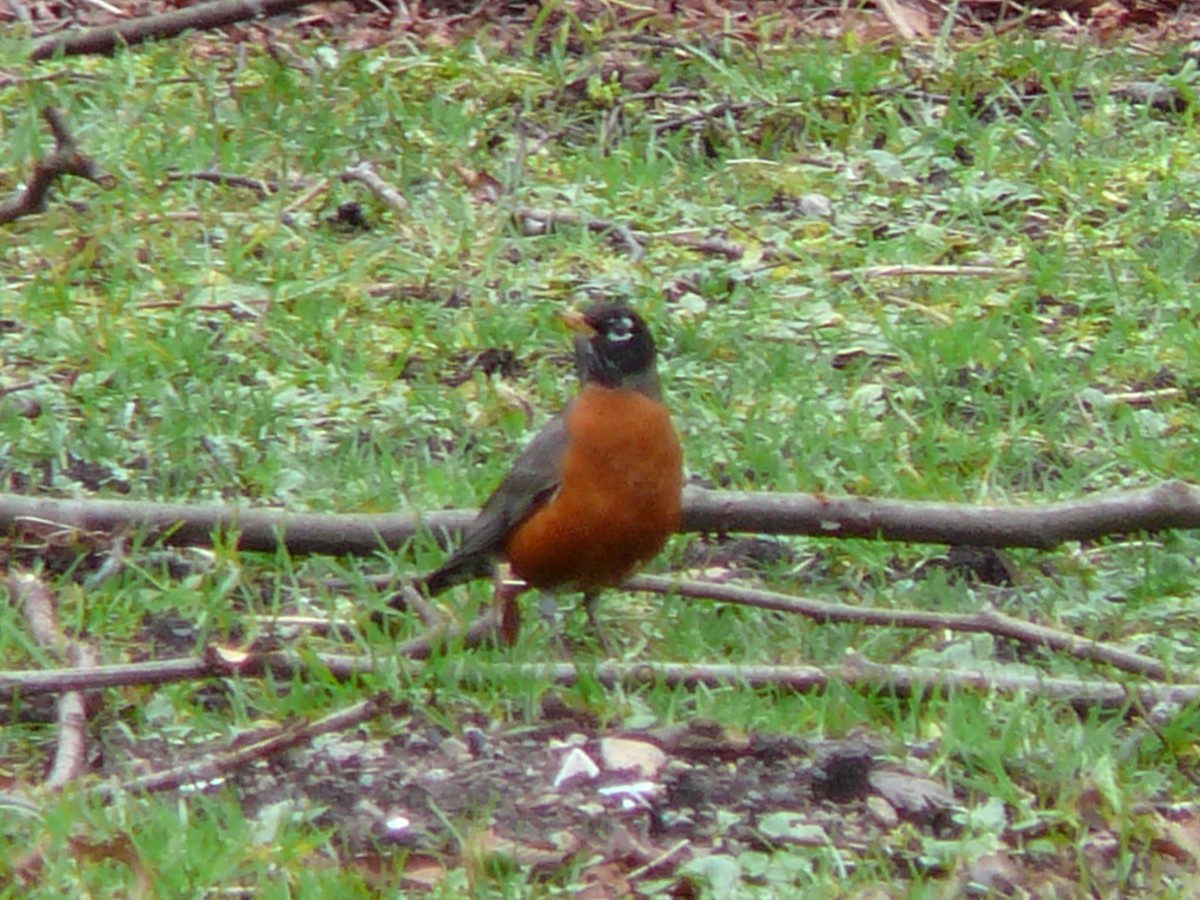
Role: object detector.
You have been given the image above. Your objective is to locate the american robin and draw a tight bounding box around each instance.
[419,302,683,647]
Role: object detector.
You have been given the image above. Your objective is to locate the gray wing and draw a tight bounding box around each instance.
[421,413,567,596]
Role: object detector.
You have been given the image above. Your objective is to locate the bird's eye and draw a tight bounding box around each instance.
[606,316,635,343]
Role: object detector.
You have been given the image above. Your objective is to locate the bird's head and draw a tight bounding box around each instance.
[561,302,661,397]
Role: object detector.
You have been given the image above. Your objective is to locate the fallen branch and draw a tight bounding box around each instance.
[828,263,1019,283]
[651,99,757,135]
[510,656,1179,710]
[0,611,501,700]
[516,206,644,260]
[0,107,114,225]
[7,573,98,789]
[167,170,281,197]
[0,491,473,555]
[340,161,408,213]
[45,645,97,790]
[4,480,1200,556]
[101,693,390,798]
[515,206,742,260]
[3,651,1194,711]
[627,575,1175,682]
[30,0,320,62]
[681,480,1200,549]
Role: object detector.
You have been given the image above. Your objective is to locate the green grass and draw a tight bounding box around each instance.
[4,14,1200,896]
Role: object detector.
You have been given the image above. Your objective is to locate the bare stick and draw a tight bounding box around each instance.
[5,480,1200,558]
[6,573,98,789]
[340,161,408,213]
[490,656,1183,710]
[626,575,1173,681]
[45,644,98,790]
[168,170,279,197]
[6,652,1195,712]
[102,694,388,797]
[30,0,321,63]
[0,610,501,701]
[516,206,644,260]
[394,610,500,660]
[651,100,756,135]
[0,107,114,225]
[0,492,474,555]
[681,480,1200,550]
[515,206,741,260]
[828,264,1019,282]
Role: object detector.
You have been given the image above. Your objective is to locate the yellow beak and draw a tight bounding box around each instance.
[558,308,596,337]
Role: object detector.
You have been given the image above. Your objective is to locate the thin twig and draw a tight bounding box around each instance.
[0,380,42,399]
[340,161,408,213]
[651,100,757,135]
[520,656,1184,709]
[389,581,448,628]
[515,206,741,260]
[168,170,279,197]
[101,694,390,798]
[1092,388,1185,408]
[828,264,1019,282]
[0,609,500,701]
[394,609,500,660]
[627,839,692,882]
[284,177,329,213]
[515,206,644,260]
[627,574,1174,681]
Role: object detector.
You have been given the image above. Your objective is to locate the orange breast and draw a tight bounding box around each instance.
[502,387,682,590]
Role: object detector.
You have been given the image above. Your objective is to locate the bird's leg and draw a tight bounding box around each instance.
[536,592,572,657]
[492,564,526,646]
[583,592,613,657]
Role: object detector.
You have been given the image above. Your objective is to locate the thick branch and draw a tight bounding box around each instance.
[30,0,320,62]
[2,481,1200,557]
[0,107,113,225]
[682,480,1200,549]
[0,492,473,554]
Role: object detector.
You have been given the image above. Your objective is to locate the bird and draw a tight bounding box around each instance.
[418,302,683,649]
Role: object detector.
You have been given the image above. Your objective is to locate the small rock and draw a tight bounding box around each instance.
[462,726,490,756]
[868,769,954,822]
[798,193,834,220]
[866,795,899,828]
[600,737,666,778]
[439,737,471,765]
[966,852,1022,894]
[384,813,411,833]
[812,741,875,802]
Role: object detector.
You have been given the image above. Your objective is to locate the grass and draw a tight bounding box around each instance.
[4,10,1200,895]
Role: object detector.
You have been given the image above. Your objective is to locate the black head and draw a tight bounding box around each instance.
[564,302,660,394]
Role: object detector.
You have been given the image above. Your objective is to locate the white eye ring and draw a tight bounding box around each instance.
[607,316,635,342]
